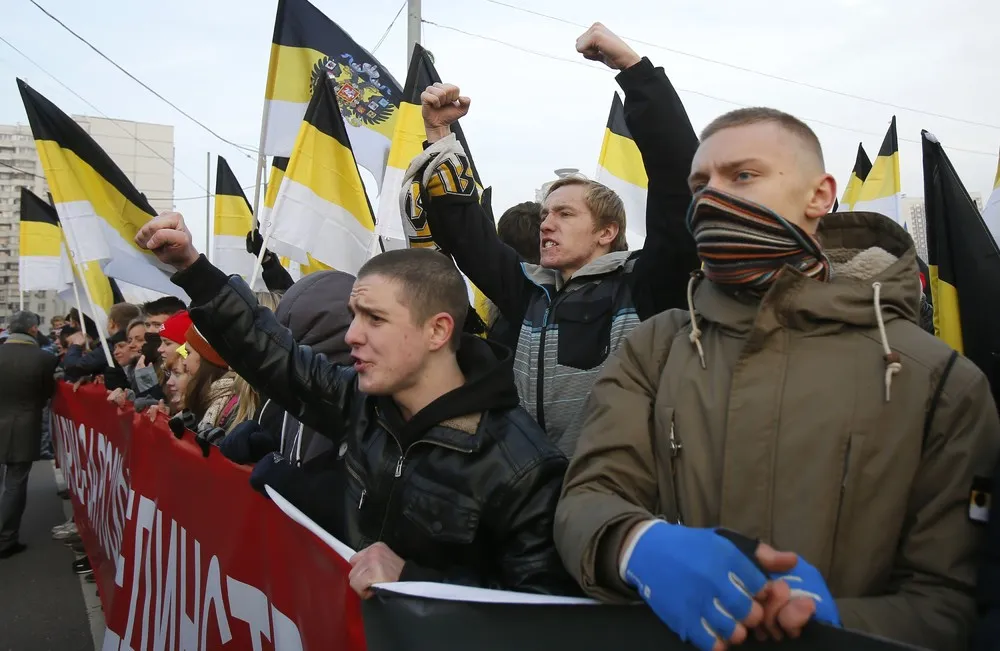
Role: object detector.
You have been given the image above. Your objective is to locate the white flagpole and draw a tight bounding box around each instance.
[248,91,274,284]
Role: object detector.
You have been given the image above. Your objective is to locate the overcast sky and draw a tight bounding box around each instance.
[1,0,997,251]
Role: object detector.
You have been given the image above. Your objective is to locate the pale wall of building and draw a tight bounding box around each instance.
[0,116,174,333]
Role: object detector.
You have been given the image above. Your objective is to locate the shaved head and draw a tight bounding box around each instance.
[701,107,825,173]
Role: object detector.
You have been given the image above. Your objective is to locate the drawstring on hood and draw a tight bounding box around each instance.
[686,271,707,369]
[684,212,918,403]
[872,281,903,402]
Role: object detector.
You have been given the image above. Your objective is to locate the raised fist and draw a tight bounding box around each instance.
[576,23,641,71]
[421,83,471,142]
[135,212,200,271]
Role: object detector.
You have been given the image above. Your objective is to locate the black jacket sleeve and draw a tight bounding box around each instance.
[172,255,355,437]
[974,458,1000,649]
[490,454,582,595]
[62,344,112,379]
[618,57,701,319]
[261,253,295,292]
[421,148,534,325]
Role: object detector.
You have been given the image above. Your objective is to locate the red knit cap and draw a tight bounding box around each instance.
[158,310,192,345]
[184,324,228,369]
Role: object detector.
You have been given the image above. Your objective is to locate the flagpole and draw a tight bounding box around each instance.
[407,0,422,65]
[65,248,87,351]
[206,151,212,262]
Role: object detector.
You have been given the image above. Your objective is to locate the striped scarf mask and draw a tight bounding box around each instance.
[686,188,831,292]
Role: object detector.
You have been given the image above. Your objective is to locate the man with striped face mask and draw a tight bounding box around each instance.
[555,107,1000,651]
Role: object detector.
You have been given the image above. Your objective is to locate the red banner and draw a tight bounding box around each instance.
[51,382,366,651]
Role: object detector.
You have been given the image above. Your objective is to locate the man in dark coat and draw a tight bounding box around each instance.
[0,311,57,559]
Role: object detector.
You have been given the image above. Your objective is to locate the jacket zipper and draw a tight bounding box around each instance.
[375,417,474,541]
[535,305,552,431]
[668,420,684,525]
[345,461,366,510]
[830,438,853,570]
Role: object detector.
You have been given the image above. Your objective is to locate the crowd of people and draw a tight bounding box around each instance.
[1,22,998,651]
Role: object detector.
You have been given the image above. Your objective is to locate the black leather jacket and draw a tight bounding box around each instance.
[174,255,578,595]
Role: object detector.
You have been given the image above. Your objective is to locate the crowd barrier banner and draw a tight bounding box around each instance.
[52,382,921,651]
[51,383,366,651]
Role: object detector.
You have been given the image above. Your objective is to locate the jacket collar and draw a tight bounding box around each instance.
[4,333,39,346]
[695,212,920,335]
[522,250,632,293]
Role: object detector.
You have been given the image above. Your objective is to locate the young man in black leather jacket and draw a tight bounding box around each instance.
[136,213,577,597]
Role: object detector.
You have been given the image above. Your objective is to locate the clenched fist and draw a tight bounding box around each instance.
[348,542,405,599]
[135,212,201,271]
[421,82,471,143]
[576,22,641,71]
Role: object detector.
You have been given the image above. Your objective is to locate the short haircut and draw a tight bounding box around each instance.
[545,178,628,252]
[357,249,468,350]
[141,296,187,317]
[9,311,40,335]
[109,303,142,332]
[498,202,542,264]
[700,107,825,170]
[59,325,79,347]
[50,315,64,327]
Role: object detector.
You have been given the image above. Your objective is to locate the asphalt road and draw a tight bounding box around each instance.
[0,461,94,651]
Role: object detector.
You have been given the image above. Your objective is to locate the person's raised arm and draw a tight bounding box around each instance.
[577,24,700,318]
[411,85,533,324]
[135,212,355,435]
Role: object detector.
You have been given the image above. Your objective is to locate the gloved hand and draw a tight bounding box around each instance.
[769,557,840,627]
[250,452,301,496]
[246,229,264,256]
[218,421,276,464]
[622,521,767,651]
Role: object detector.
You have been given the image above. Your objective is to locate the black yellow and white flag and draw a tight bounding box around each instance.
[594,93,647,249]
[213,155,259,280]
[854,117,904,229]
[261,156,333,279]
[838,143,872,212]
[18,188,114,326]
[263,0,401,186]
[16,80,186,301]
[376,43,481,245]
[922,130,1000,407]
[18,187,73,292]
[266,72,376,274]
[983,147,1000,247]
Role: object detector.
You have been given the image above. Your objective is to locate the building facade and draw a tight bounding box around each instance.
[0,116,174,333]
[902,192,983,262]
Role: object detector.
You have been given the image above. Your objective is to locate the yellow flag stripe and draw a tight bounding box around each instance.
[840,172,864,208]
[20,220,63,258]
[36,140,152,251]
[856,151,901,202]
[214,195,253,237]
[929,265,964,353]
[265,162,287,210]
[993,153,1000,191]
[598,128,648,189]
[266,44,325,104]
[386,102,426,170]
[301,253,334,275]
[284,121,375,231]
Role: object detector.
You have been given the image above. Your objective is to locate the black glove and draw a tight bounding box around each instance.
[218,420,277,465]
[246,229,275,263]
[249,452,302,496]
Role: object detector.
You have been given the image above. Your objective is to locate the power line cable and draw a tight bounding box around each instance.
[0,33,209,192]
[27,0,258,158]
[373,1,407,53]
[481,0,1000,131]
[0,159,44,179]
[421,20,998,159]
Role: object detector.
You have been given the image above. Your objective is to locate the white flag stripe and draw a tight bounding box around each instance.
[595,166,647,250]
[267,177,375,274]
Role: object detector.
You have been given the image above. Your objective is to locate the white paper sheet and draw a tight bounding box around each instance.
[266,485,356,563]
[267,485,601,606]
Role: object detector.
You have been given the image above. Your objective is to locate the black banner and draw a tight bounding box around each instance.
[363,586,926,651]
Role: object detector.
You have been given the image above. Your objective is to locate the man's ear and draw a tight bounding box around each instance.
[426,312,456,352]
[597,221,620,248]
[805,173,837,224]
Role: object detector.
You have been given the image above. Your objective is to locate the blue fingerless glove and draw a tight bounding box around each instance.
[622,521,768,651]
[770,557,841,627]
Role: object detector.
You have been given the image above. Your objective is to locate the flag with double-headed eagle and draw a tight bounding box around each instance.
[262,0,402,188]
